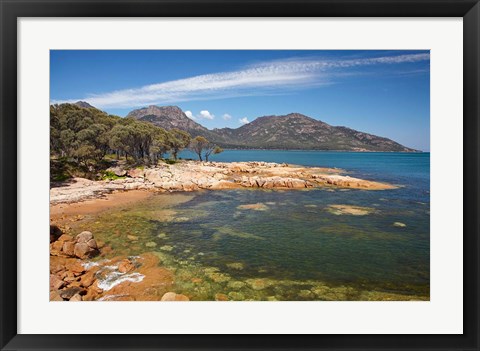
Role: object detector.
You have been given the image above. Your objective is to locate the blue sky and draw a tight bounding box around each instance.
[50,50,430,151]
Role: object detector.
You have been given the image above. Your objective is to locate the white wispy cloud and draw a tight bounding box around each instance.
[186,110,215,120]
[222,113,232,120]
[199,110,215,120]
[184,110,196,120]
[52,53,429,109]
[239,117,250,125]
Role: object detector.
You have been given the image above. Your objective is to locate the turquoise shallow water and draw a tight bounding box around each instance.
[77,151,430,300]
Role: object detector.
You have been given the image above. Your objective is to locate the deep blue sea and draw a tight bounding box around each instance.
[79,151,430,300]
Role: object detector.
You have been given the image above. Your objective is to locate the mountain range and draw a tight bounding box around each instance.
[123,104,417,152]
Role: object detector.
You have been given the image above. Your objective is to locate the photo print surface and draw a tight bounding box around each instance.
[49,50,430,302]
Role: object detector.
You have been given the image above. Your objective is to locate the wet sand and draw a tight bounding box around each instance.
[50,189,154,225]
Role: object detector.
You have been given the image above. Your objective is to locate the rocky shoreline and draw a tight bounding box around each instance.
[50,160,396,204]
[50,227,189,301]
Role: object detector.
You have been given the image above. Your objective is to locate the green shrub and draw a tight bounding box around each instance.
[101,170,126,180]
[51,173,71,182]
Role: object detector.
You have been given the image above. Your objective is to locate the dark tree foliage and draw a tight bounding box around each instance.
[50,103,190,179]
[168,128,191,160]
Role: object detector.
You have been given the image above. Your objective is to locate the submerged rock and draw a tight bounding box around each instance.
[215,293,229,301]
[237,203,269,211]
[298,289,314,299]
[174,217,189,222]
[226,262,245,270]
[311,284,356,301]
[207,272,231,283]
[228,291,245,300]
[227,281,246,290]
[161,292,189,301]
[326,204,375,216]
[159,245,173,251]
[246,278,274,291]
[204,267,220,274]
[214,227,264,240]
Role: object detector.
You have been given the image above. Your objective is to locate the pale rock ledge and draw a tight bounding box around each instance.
[50,161,397,204]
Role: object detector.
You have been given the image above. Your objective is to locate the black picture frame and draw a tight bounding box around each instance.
[1,0,479,350]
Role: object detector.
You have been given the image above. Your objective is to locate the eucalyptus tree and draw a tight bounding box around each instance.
[189,136,223,162]
[189,136,209,161]
[168,128,191,160]
[150,128,171,163]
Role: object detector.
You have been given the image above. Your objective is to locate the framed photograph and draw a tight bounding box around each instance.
[1,0,478,350]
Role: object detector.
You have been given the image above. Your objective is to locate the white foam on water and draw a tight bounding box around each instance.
[96,272,145,291]
[82,261,100,270]
[82,259,111,270]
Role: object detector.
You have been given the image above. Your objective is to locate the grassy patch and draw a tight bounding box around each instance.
[101,170,126,180]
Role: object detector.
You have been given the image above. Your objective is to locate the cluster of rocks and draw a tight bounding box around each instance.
[50,161,396,205]
[50,228,105,301]
[50,228,191,302]
[50,229,100,259]
[49,255,104,302]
